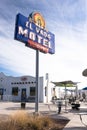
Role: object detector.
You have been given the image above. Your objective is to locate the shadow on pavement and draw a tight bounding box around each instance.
[5,107,35,110]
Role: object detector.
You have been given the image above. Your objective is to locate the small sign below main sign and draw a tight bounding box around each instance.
[14,12,55,54]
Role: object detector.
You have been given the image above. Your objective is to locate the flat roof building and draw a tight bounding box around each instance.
[0,72,59,103]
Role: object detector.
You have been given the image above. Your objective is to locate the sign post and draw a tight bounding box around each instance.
[35,49,39,112]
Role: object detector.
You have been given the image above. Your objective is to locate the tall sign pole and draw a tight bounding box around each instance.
[35,49,39,112]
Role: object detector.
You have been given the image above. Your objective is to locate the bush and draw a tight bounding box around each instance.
[0,111,68,130]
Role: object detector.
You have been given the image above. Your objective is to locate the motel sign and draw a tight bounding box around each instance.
[14,12,55,54]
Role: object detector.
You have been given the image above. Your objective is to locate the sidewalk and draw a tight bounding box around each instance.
[63,102,87,130]
[63,113,87,130]
[0,101,87,130]
[47,102,87,130]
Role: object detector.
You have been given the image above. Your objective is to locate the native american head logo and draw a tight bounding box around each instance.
[29,12,46,29]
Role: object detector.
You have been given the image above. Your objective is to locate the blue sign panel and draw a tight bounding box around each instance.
[14,13,55,54]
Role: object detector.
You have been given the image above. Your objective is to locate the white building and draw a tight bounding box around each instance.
[0,72,60,103]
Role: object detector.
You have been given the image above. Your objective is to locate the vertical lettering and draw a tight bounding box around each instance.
[29,23,33,30]
[18,26,28,37]
[18,26,24,35]
[29,32,36,41]
[48,34,51,40]
[37,35,42,43]
[26,21,29,28]
[43,39,49,47]
[36,27,40,33]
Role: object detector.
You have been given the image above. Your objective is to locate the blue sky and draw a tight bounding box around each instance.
[0,0,87,89]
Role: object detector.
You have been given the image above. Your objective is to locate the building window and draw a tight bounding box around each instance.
[30,87,35,96]
[12,87,18,96]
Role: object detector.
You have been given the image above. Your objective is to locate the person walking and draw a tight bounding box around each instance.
[58,100,62,114]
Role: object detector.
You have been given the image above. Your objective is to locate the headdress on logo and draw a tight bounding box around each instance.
[29,12,46,29]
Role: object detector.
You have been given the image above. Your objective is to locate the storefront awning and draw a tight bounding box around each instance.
[51,80,78,87]
[82,87,87,90]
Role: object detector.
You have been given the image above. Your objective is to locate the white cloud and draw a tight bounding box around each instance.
[0,38,36,76]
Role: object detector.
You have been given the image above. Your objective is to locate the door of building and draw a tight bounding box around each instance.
[0,88,3,100]
[21,88,26,101]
